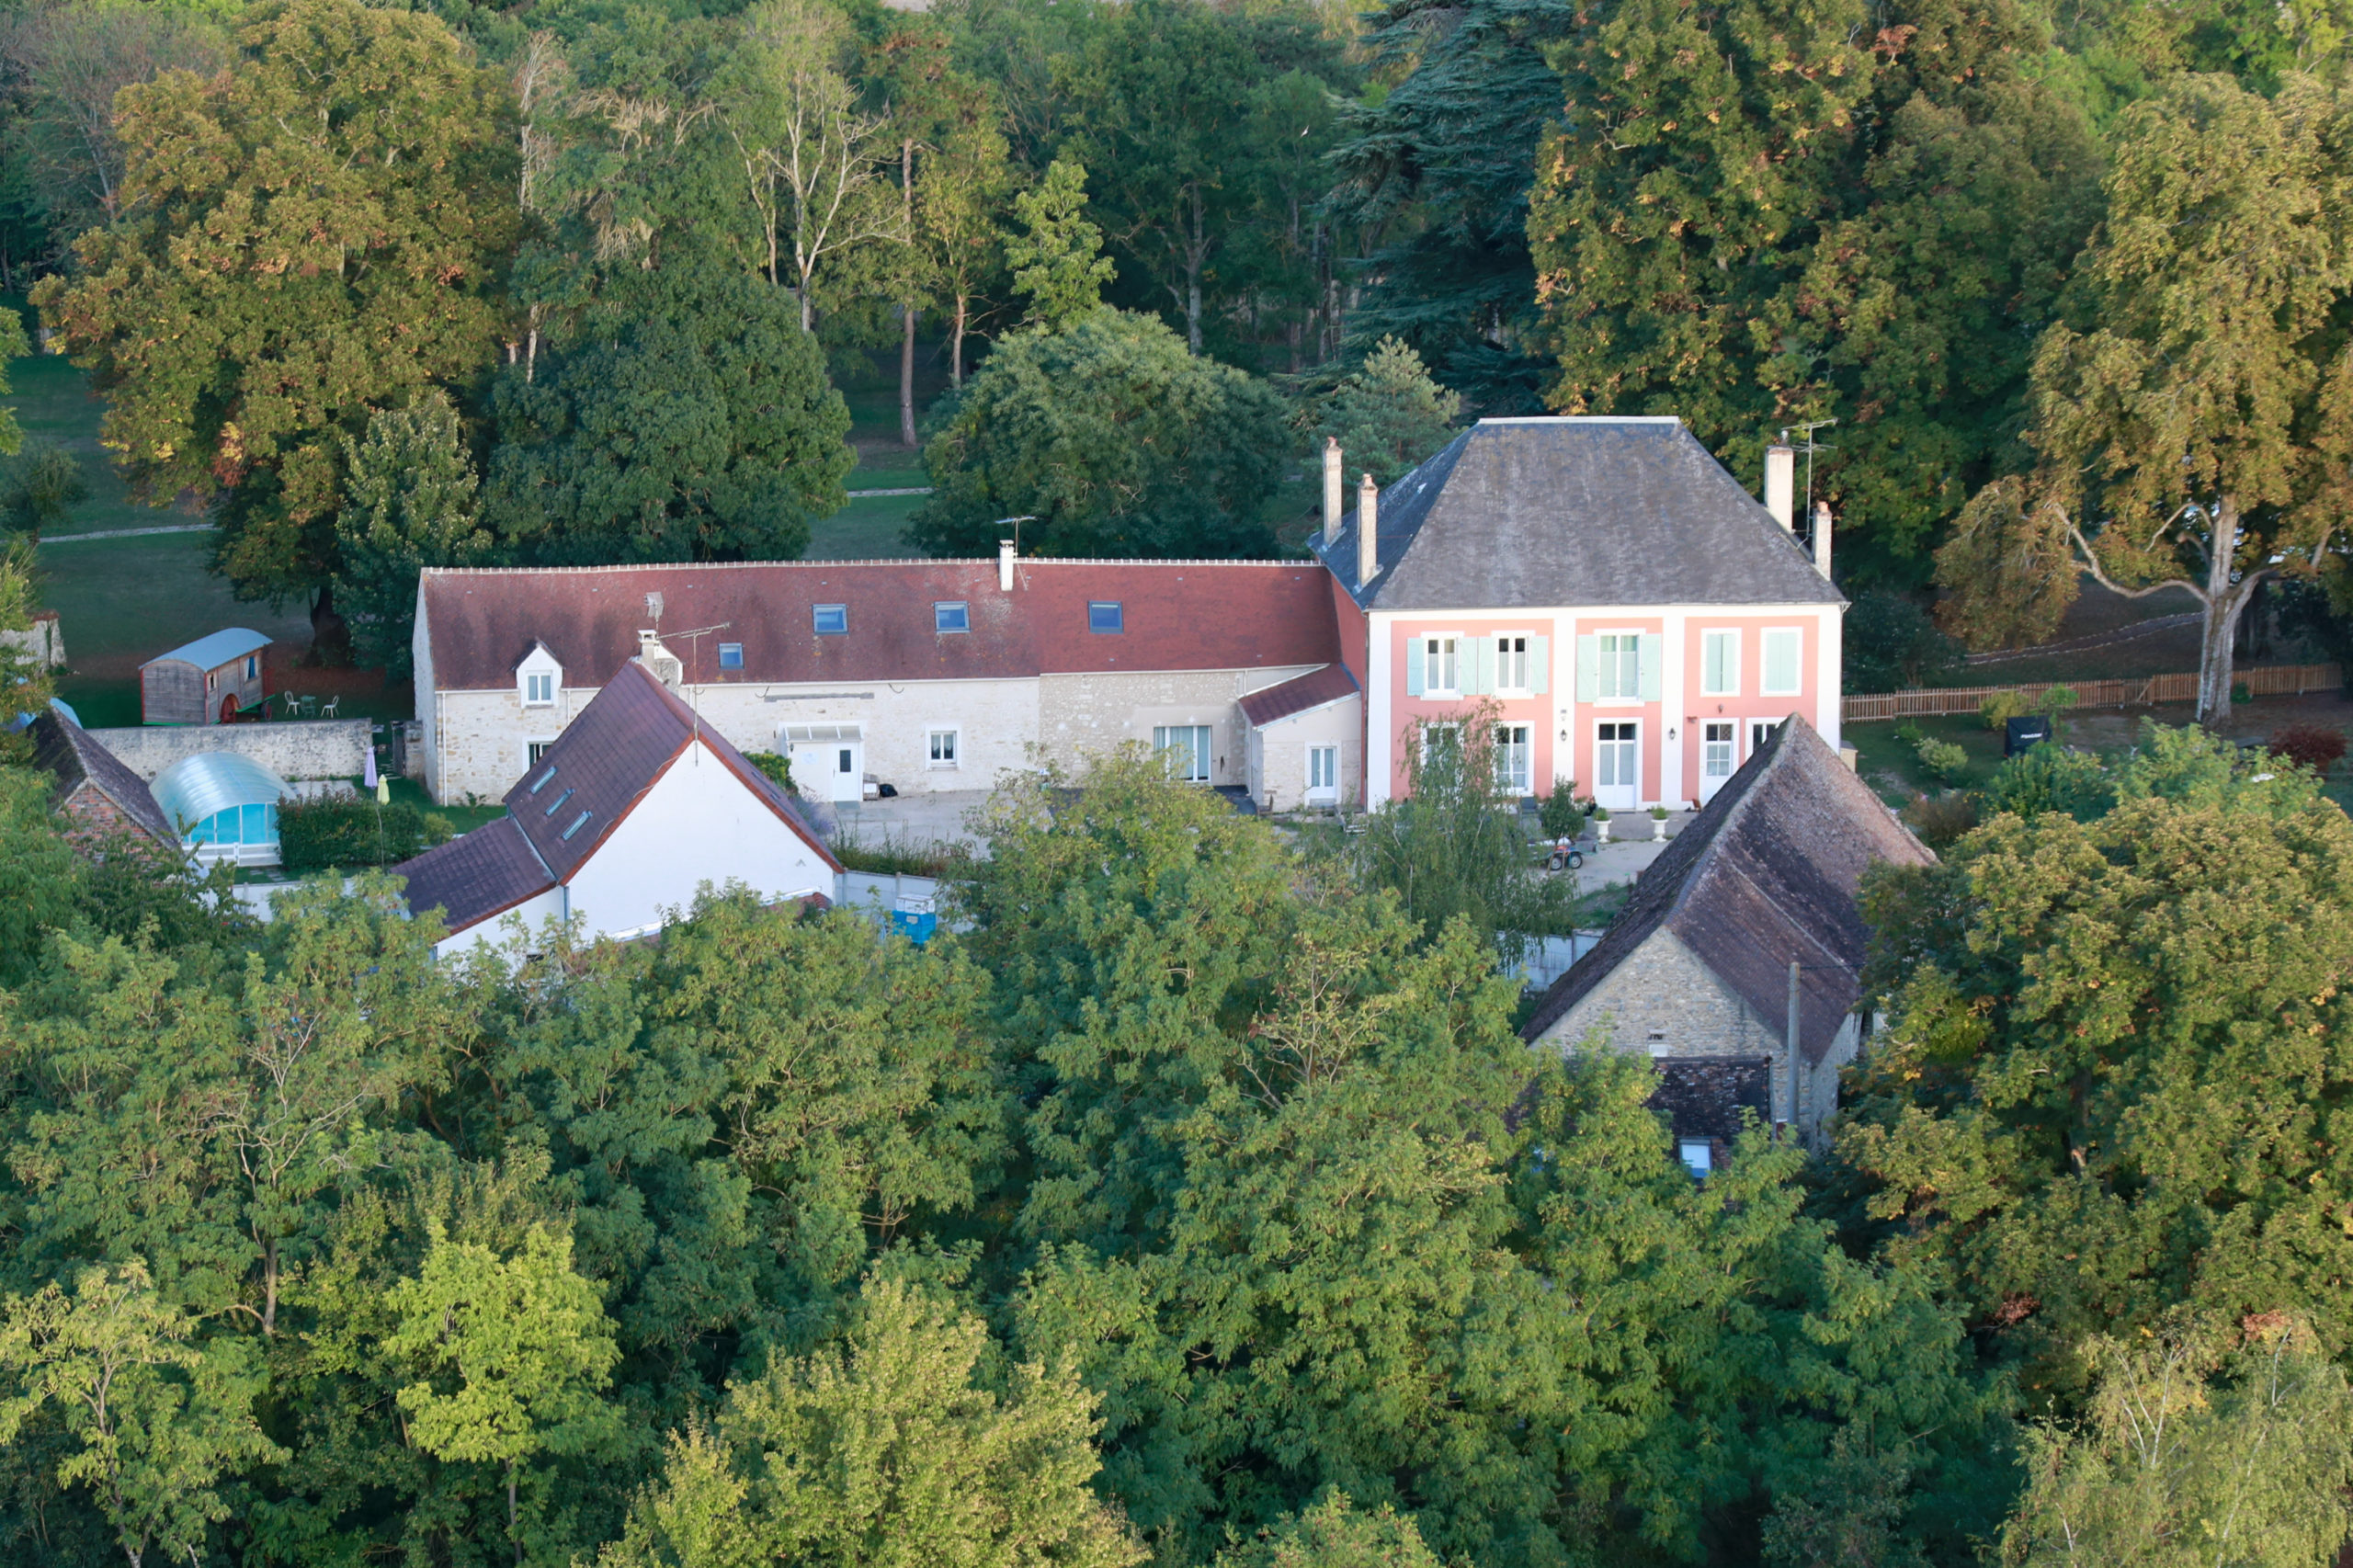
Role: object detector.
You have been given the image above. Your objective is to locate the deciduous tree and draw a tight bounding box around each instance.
[334,393,490,677]
[1004,159,1114,329]
[32,0,517,631]
[1934,74,2353,722]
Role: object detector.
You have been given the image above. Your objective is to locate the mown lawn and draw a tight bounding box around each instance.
[1848,713,2013,802]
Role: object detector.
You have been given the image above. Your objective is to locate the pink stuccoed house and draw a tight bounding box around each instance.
[1308,416,1845,810]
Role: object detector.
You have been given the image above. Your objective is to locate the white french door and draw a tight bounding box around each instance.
[1700,722,1737,803]
[1495,724,1531,796]
[1154,725,1212,782]
[1595,722,1639,811]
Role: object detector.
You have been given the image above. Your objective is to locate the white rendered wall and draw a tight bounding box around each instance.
[1248,696,1362,813]
[431,886,565,961]
[563,739,834,938]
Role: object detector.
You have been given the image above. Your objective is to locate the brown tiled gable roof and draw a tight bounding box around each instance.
[397,815,555,937]
[1238,663,1358,727]
[29,710,177,846]
[420,560,1341,692]
[397,660,842,937]
[1521,714,1932,1063]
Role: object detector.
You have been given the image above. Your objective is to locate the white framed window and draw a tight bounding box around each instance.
[1597,633,1642,700]
[1761,628,1803,696]
[935,602,969,633]
[1699,630,1739,697]
[1677,1139,1712,1177]
[1495,723,1531,794]
[1495,635,1531,693]
[1306,745,1338,798]
[1424,636,1459,696]
[1153,725,1212,781]
[528,739,557,767]
[718,642,745,669]
[1751,719,1779,756]
[524,671,555,706]
[927,728,960,767]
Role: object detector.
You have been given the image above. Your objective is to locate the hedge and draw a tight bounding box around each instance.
[278,796,455,872]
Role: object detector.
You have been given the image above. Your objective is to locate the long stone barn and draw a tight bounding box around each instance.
[410,551,1353,807]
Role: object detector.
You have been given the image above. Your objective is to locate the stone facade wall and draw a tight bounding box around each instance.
[424,676,1041,805]
[3,611,64,670]
[85,720,371,782]
[1037,666,1317,787]
[1248,695,1362,813]
[1532,926,1851,1144]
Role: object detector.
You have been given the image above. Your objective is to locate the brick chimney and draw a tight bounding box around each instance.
[1322,437,1344,550]
[1356,472,1380,590]
[1812,499,1834,580]
[1764,444,1795,530]
[998,539,1016,592]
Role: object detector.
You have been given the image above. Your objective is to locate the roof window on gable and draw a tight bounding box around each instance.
[561,810,594,841]
[1088,601,1124,634]
[813,604,847,635]
[543,786,574,818]
[529,765,558,794]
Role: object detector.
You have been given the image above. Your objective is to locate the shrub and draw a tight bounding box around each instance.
[1915,735,1970,783]
[1537,778,1582,838]
[2267,723,2348,776]
[2037,685,2077,716]
[1979,690,2032,730]
[744,751,794,792]
[1900,790,1980,848]
[831,828,960,878]
[279,795,453,871]
[1983,744,2116,824]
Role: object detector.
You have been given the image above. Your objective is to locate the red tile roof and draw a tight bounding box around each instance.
[1238,663,1359,727]
[397,815,554,937]
[420,560,1343,692]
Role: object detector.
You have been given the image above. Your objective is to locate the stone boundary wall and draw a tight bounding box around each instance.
[85,720,372,781]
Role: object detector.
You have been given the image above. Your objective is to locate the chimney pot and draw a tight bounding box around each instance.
[1764,444,1795,531]
[1812,500,1834,581]
[1322,437,1344,550]
[1356,472,1380,590]
[998,540,1016,593]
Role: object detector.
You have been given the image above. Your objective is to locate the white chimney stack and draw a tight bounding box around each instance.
[1322,437,1344,550]
[1812,499,1834,580]
[1764,443,1795,531]
[1356,472,1380,589]
[998,539,1016,592]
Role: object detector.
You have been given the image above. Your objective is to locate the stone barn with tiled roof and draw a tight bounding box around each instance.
[1521,713,1931,1151]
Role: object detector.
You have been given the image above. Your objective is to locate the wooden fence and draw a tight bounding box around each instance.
[1842,663,2343,723]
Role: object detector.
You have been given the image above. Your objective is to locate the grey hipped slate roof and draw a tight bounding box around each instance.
[1312,417,1847,611]
[29,708,178,846]
[1521,714,1932,1064]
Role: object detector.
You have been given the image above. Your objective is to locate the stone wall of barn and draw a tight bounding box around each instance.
[1036,666,1322,789]
[85,720,370,783]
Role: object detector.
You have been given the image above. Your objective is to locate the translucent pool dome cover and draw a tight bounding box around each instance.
[152,751,287,846]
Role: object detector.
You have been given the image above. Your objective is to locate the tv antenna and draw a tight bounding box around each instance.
[1780,419,1836,528]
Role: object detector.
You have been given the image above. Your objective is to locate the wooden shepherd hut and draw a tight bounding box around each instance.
[140,629,271,725]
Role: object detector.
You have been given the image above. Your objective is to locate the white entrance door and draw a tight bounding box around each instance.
[1595,722,1639,811]
[1699,722,1738,803]
[827,739,863,802]
[1306,745,1338,803]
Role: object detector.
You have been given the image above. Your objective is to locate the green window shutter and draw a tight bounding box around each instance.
[1575,635,1599,702]
[1468,637,1493,695]
[1530,635,1549,695]
[1764,630,1801,693]
[1405,638,1426,697]
[1638,633,1664,701]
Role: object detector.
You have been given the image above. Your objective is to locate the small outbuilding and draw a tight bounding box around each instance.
[28,705,181,858]
[141,628,272,725]
[152,751,287,867]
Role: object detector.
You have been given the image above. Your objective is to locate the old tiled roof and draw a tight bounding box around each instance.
[29,709,177,846]
[1238,663,1358,727]
[398,660,842,937]
[1312,417,1847,612]
[396,815,555,937]
[420,560,1340,692]
[1522,714,1932,1064]
[1651,1056,1773,1142]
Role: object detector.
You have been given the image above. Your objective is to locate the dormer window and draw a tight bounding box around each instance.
[517,642,563,708]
